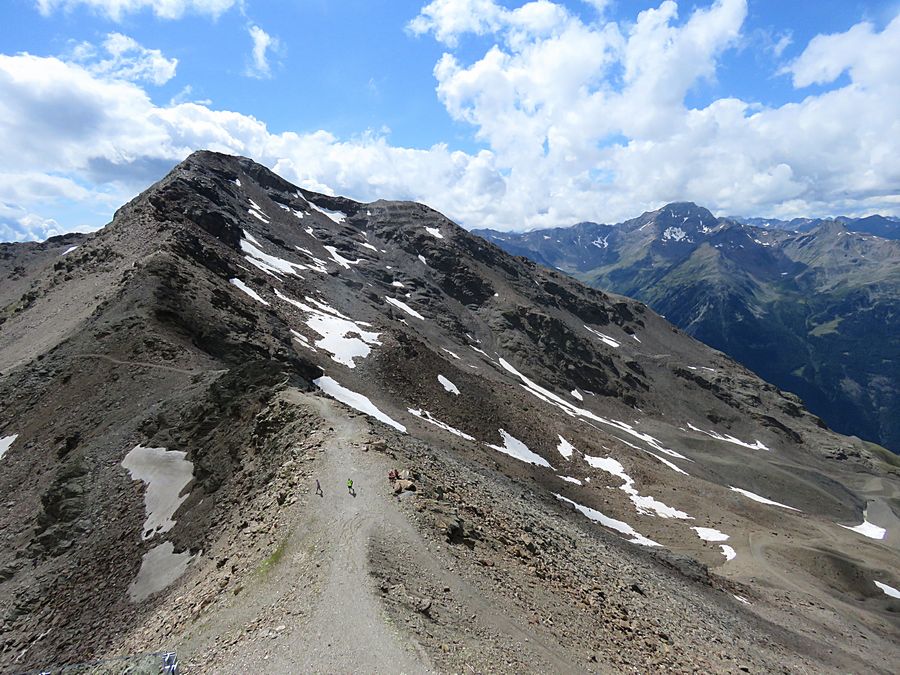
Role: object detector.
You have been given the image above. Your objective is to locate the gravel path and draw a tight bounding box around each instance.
[211,393,432,673]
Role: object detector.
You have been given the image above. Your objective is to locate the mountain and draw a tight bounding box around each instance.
[1,154,898,673]
[476,203,900,454]
[733,213,900,240]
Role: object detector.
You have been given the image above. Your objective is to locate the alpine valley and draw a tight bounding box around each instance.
[1,154,898,673]
[476,203,900,455]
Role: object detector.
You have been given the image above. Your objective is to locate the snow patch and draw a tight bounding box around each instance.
[315,376,406,433]
[584,454,692,519]
[241,235,306,277]
[692,527,729,542]
[294,247,329,273]
[309,202,347,223]
[128,542,196,602]
[121,445,194,541]
[247,199,270,223]
[687,423,771,451]
[487,430,553,469]
[386,296,425,320]
[408,409,473,440]
[0,434,18,460]
[559,476,582,485]
[425,226,444,239]
[839,513,886,540]
[557,435,575,460]
[729,486,801,511]
[662,226,689,242]
[418,254,427,265]
[720,545,737,561]
[584,326,620,348]
[275,289,379,368]
[391,280,405,288]
[441,348,461,360]
[554,494,660,547]
[290,330,316,352]
[61,245,78,256]
[229,278,269,306]
[323,245,361,269]
[571,389,583,401]
[498,357,689,464]
[438,374,460,395]
[733,594,751,605]
[874,580,900,599]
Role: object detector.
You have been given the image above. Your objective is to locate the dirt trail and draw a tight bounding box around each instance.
[71,353,212,375]
[274,394,431,673]
[207,391,432,673]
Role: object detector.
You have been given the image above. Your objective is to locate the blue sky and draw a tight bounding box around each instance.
[1,0,899,239]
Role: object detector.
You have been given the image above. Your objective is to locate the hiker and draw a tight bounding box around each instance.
[315,478,323,497]
[347,478,354,495]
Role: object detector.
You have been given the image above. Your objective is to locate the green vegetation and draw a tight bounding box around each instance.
[809,317,843,337]
[257,538,288,576]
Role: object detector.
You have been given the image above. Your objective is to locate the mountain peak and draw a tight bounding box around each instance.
[1,153,897,674]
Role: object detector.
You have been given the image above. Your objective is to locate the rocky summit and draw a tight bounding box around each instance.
[0,152,898,673]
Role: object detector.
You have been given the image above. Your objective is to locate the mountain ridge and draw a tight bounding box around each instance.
[1,151,897,672]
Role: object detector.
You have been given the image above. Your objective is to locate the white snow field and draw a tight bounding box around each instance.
[385,296,425,320]
[0,434,18,460]
[121,445,195,541]
[584,325,620,348]
[692,527,730,542]
[687,423,771,451]
[554,494,660,547]
[873,580,900,599]
[275,289,379,369]
[556,435,575,460]
[229,278,269,306]
[487,430,553,469]
[438,374,460,395]
[839,511,887,540]
[729,486,801,511]
[408,409,474,440]
[308,202,348,223]
[128,541,196,602]
[314,376,406,433]
[583,454,692,519]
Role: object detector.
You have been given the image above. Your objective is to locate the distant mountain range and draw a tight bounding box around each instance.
[475,203,900,453]
[732,213,900,239]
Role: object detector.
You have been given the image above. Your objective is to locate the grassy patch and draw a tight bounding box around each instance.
[864,441,900,473]
[809,316,843,337]
[257,539,288,576]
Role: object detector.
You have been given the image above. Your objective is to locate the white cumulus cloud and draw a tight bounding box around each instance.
[70,33,178,85]
[35,0,238,21]
[245,24,279,79]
